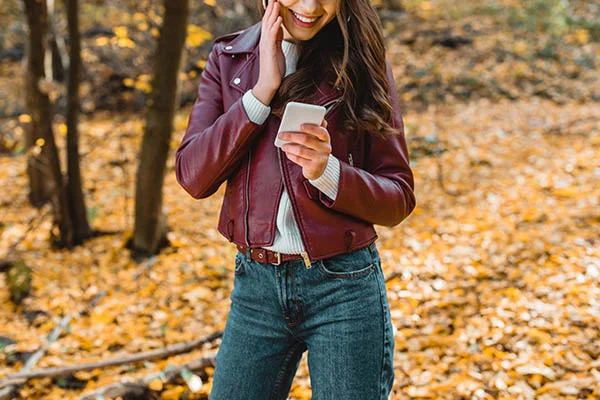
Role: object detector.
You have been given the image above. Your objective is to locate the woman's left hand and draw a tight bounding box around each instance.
[279,119,331,180]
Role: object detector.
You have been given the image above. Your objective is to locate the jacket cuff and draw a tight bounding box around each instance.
[309,154,340,200]
[242,89,271,125]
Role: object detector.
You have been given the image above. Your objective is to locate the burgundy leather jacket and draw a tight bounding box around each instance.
[175,22,416,262]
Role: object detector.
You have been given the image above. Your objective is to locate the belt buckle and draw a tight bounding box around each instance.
[274,251,281,266]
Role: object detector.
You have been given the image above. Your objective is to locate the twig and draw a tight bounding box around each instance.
[543,116,599,136]
[80,355,216,400]
[0,205,52,264]
[436,157,464,197]
[133,255,158,280]
[384,271,401,283]
[0,314,72,400]
[0,330,222,388]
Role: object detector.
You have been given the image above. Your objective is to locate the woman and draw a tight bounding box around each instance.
[175,0,416,398]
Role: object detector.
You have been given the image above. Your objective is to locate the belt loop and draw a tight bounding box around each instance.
[368,241,377,260]
[245,247,251,262]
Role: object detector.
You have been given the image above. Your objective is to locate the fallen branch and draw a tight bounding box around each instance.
[0,314,72,400]
[0,204,52,267]
[384,271,401,283]
[0,330,222,388]
[543,116,599,136]
[436,157,465,197]
[133,255,158,281]
[80,354,216,400]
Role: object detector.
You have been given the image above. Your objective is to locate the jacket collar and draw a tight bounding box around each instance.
[220,21,343,103]
[220,22,261,55]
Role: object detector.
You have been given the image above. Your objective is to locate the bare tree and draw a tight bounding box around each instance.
[23,0,52,207]
[64,0,92,243]
[46,0,67,82]
[23,0,74,247]
[130,0,190,255]
[382,0,403,11]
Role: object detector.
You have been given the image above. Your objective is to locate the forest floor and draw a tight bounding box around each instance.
[1,97,598,399]
[1,0,599,399]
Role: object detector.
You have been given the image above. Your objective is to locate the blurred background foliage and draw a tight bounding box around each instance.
[0,0,598,126]
[0,1,599,398]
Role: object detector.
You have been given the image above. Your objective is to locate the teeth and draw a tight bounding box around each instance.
[292,11,318,23]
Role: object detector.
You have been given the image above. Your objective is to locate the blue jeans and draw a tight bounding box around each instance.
[209,242,395,399]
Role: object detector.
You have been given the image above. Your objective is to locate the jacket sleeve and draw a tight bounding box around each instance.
[175,43,265,199]
[316,58,416,227]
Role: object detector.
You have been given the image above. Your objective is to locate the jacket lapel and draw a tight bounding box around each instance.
[219,23,261,95]
[218,21,342,103]
[220,22,261,55]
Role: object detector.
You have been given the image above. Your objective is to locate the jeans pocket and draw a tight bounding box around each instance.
[318,261,375,279]
[317,244,376,279]
[234,252,245,276]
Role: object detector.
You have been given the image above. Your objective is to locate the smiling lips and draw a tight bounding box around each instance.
[290,10,320,25]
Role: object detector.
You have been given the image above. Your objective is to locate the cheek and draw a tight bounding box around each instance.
[322,7,338,24]
[278,5,292,23]
[278,1,293,10]
[323,14,337,25]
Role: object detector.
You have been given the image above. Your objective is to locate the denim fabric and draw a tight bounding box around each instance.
[209,242,395,399]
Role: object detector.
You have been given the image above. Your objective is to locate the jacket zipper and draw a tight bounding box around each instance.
[251,95,342,266]
[281,95,341,267]
[277,147,311,269]
[244,149,252,246]
[348,153,353,166]
[322,97,342,115]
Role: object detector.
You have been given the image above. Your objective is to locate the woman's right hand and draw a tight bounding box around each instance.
[253,0,286,105]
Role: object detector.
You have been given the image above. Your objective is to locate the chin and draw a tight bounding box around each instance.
[285,26,317,42]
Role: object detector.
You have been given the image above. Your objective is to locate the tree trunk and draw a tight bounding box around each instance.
[23,0,52,207]
[23,0,74,247]
[65,0,91,244]
[244,0,261,19]
[384,0,403,11]
[131,0,190,255]
[46,0,66,82]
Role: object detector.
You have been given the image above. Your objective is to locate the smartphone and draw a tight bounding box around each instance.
[275,101,326,148]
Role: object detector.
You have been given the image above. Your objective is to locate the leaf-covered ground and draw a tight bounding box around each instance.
[1,0,599,398]
[1,96,598,399]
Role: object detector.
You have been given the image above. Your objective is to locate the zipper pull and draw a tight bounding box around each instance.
[301,252,311,269]
[348,153,354,166]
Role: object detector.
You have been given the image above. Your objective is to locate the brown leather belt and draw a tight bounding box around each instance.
[236,244,304,266]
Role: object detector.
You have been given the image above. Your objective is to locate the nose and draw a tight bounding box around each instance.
[297,0,320,13]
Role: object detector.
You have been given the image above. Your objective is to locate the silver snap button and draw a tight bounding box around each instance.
[225,45,233,50]
[233,77,241,85]
[258,253,263,259]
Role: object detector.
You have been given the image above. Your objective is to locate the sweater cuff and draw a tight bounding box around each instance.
[242,89,271,125]
[309,154,340,200]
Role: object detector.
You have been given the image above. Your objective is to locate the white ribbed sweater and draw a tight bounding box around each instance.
[240,39,341,254]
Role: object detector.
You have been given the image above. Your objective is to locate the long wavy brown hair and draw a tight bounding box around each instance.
[258,0,398,139]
